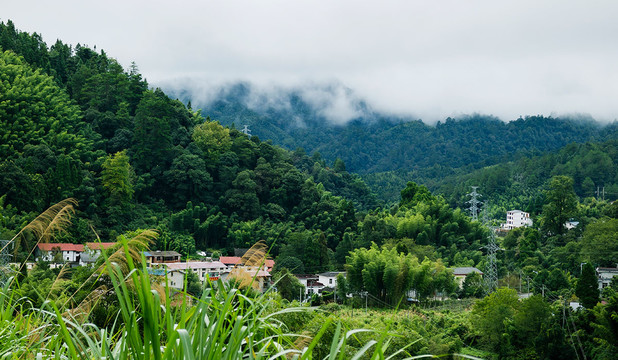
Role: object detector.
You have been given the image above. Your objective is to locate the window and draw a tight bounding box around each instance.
[329,279,333,284]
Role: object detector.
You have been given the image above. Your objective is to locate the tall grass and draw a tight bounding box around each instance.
[1,238,420,359]
[0,200,439,359]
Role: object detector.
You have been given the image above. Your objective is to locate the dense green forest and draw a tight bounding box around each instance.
[167,82,618,174]
[0,20,378,272]
[2,20,618,359]
[167,82,618,205]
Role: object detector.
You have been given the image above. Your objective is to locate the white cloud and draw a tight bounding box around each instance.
[3,0,618,123]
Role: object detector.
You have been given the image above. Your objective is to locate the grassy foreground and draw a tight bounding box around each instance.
[1,243,417,359]
[0,199,481,359]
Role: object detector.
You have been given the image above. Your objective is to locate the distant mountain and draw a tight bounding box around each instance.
[165,81,618,176]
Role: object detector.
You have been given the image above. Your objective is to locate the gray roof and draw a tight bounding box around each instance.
[318,271,346,278]
[452,267,483,275]
[144,251,181,257]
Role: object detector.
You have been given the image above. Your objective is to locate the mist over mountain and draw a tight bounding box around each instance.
[161,80,394,127]
[163,80,618,176]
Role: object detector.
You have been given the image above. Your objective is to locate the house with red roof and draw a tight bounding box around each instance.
[35,242,116,266]
[36,243,84,263]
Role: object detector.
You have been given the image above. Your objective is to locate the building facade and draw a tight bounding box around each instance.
[502,210,533,230]
[597,267,618,290]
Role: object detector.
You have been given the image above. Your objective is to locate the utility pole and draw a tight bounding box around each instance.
[467,186,482,221]
[361,291,368,313]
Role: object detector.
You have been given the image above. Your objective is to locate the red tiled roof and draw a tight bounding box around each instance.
[37,243,84,252]
[219,256,274,268]
[166,261,229,271]
[219,256,242,265]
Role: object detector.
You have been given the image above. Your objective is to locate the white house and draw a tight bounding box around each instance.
[295,274,326,295]
[565,221,580,230]
[596,267,618,290]
[36,243,84,263]
[35,242,115,266]
[164,261,230,284]
[502,210,533,230]
[318,272,345,289]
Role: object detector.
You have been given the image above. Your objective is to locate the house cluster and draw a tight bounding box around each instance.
[33,244,276,291]
[499,210,579,232]
[146,252,275,292]
[35,242,116,266]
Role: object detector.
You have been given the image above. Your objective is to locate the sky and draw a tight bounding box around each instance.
[3,0,618,123]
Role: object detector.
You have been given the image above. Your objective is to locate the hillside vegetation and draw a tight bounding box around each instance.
[2,20,618,359]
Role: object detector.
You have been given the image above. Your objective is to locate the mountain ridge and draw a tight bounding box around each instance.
[164,81,618,175]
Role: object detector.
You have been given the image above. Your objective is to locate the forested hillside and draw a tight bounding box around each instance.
[167,82,618,175]
[4,20,618,359]
[0,21,378,270]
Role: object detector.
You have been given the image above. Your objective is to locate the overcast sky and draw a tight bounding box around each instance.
[4,0,618,123]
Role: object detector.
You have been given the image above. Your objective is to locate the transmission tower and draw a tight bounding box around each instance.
[0,240,12,286]
[477,196,499,295]
[466,186,482,221]
[241,125,252,138]
[483,227,500,295]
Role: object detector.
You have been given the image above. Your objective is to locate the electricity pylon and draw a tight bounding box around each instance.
[0,240,12,286]
[466,186,482,221]
[483,227,500,295]
[241,125,252,138]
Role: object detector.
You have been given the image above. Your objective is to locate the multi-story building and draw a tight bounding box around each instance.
[502,210,533,230]
[318,271,345,289]
[163,261,230,290]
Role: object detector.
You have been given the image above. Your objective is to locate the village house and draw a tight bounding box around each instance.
[501,210,533,230]
[596,267,618,290]
[295,274,325,295]
[165,261,230,285]
[318,271,345,289]
[452,267,484,288]
[219,256,275,272]
[143,250,182,264]
[80,242,116,265]
[36,243,83,263]
[35,242,115,266]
